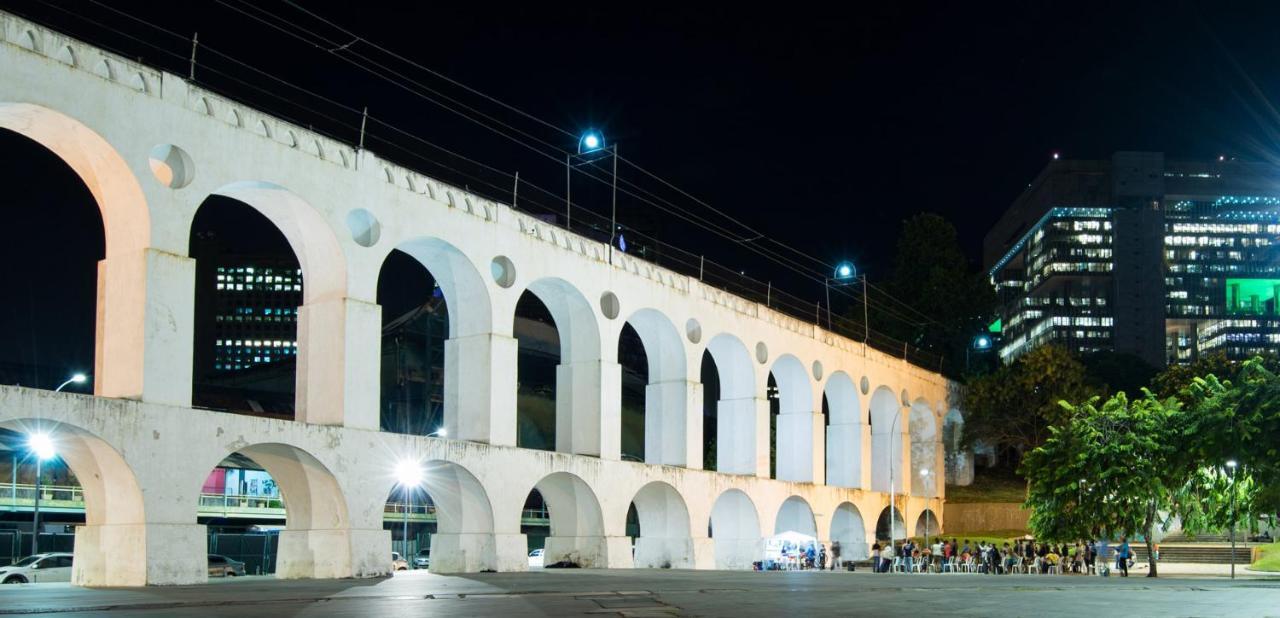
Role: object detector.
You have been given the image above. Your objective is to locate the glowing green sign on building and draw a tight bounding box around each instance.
[1226,278,1280,315]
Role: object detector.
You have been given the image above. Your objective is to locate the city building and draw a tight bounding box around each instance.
[985,151,1280,366]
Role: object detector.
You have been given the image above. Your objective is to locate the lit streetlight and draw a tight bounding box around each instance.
[426,428,447,438]
[55,373,87,393]
[28,433,56,555]
[1227,459,1238,580]
[395,460,424,562]
[824,261,868,342]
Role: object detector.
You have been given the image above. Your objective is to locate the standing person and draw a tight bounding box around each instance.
[819,543,827,570]
[831,540,842,571]
[871,541,883,573]
[1116,537,1131,578]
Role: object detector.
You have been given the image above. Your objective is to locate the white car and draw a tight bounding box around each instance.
[528,548,545,568]
[0,553,74,584]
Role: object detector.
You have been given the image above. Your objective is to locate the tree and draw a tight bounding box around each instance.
[864,214,996,375]
[1022,390,1185,577]
[961,345,1096,466]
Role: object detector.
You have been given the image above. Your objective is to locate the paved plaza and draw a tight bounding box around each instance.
[2,568,1279,617]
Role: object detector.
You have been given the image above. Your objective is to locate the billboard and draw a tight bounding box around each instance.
[1225,278,1280,315]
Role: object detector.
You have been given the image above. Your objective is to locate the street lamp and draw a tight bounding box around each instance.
[966,334,993,372]
[426,428,447,438]
[395,460,424,561]
[824,261,868,342]
[565,130,619,257]
[55,373,87,392]
[28,433,55,555]
[920,469,931,549]
[1227,459,1238,580]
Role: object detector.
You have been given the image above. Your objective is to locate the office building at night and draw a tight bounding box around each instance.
[985,152,1280,366]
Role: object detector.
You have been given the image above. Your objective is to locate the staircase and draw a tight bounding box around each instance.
[1129,543,1253,565]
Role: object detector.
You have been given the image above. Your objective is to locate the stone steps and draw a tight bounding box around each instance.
[1129,545,1252,565]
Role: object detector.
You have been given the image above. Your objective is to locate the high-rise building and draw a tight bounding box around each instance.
[985,152,1280,366]
[206,259,302,373]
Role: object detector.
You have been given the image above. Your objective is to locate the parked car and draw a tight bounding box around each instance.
[391,551,408,571]
[0,553,74,584]
[413,549,431,569]
[528,548,545,568]
[207,554,245,577]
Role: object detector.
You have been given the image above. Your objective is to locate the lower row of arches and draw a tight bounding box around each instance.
[6,417,941,582]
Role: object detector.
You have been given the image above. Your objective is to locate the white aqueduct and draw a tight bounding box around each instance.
[0,12,971,586]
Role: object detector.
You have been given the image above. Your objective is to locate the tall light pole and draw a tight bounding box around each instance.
[55,373,87,392]
[1227,459,1238,580]
[824,262,866,340]
[887,411,903,560]
[395,460,424,561]
[28,433,55,555]
[920,469,931,549]
[566,131,619,259]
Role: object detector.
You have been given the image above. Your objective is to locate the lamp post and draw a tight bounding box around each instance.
[28,433,55,555]
[55,373,87,393]
[1227,459,1238,580]
[887,411,903,559]
[565,131,619,258]
[966,335,992,372]
[426,428,447,438]
[824,262,867,341]
[395,460,424,561]
[920,469,931,549]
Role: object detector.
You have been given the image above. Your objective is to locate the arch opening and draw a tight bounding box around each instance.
[914,509,940,541]
[943,408,972,486]
[382,459,496,573]
[829,502,868,564]
[705,334,756,475]
[770,354,815,482]
[709,489,760,569]
[525,472,607,568]
[515,278,606,457]
[620,309,690,466]
[0,420,146,586]
[869,386,905,493]
[874,506,906,543]
[909,400,941,498]
[774,496,818,538]
[630,481,693,568]
[824,372,864,488]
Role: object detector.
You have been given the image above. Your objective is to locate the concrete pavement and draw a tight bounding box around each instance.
[2,568,1280,617]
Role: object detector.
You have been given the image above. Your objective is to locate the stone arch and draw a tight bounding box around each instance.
[530,471,608,567]
[376,238,494,439]
[203,181,346,305]
[709,489,761,569]
[869,386,904,493]
[830,502,869,561]
[771,354,815,482]
[621,308,691,467]
[874,505,906,542]
[194,442,350,580]
[943,408,972,485]
[704,333,757,475]
[630,481,693,568]
[518,277,607,456]
[909,399,941,498]
[914,509,940,540]
[0,418,146,586]
[774,495,818,538]
[824,371,864,488]
[372,458,497,573]
[0,103,149,258]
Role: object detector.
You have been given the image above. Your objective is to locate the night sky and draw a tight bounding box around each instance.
[4,0,1280,380]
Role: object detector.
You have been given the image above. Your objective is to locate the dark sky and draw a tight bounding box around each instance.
[5,0,1280,379]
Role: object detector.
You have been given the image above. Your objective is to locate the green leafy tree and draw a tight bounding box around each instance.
[961,345,1096,466]
[1022,390,1185,577]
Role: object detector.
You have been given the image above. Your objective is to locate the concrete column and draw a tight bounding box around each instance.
[554,360,621,459]
[716,397,770,477]
[493,533,530,572]
[643,379,703,468]
[428,532,501,573]
[94,249,194,406]
[691,537,716,569]
[859,424,873,489]
[295,297,381,429]
[544,535,610,568]
[776,410,823,483]
[826,422,865,488]
[278,529,358,579]
[444,333,518,446]
[73,522,206,586]
[349,528,393,578]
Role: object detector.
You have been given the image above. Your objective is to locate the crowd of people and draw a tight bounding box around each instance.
[869,537,1136,577]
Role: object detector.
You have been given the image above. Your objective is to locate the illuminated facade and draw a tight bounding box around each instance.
[209,260,302,372]
[985,152,1280,366]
